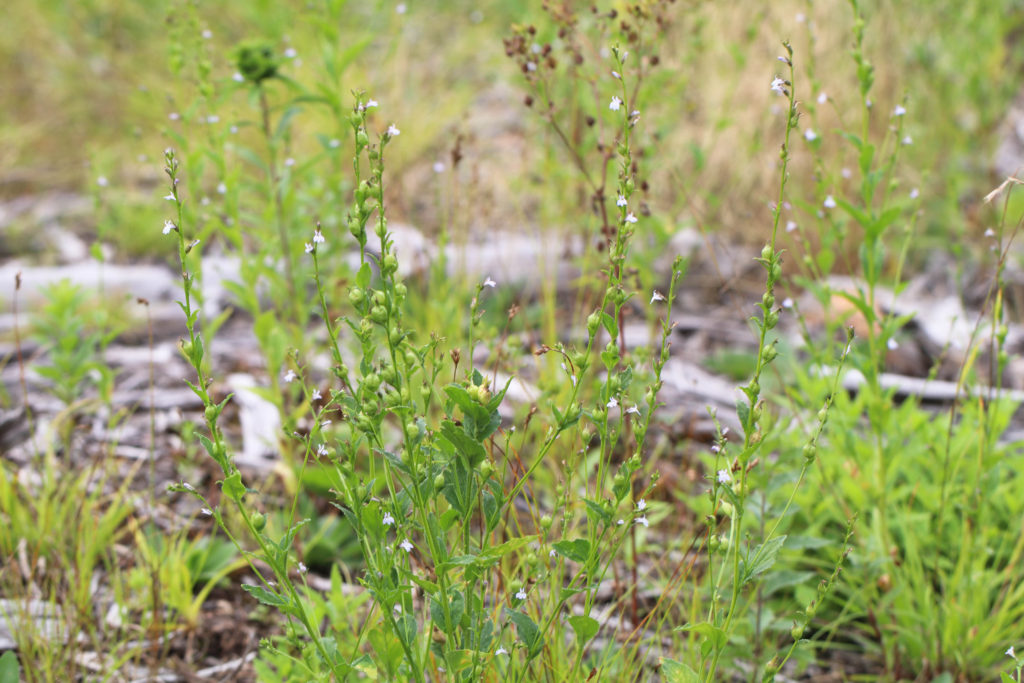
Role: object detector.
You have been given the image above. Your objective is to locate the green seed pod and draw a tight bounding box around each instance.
[363,373,381,392]
[395,282,408,299]
[762,292,775,309]
[204,404,219,424]
[761,243,773,261]
[370,305,387,323]
[356,130,369,148]
[434,473,446,490]
[540,514,553,531]
[349,287,365,306]
[372,290,387,306]
[479,460,494,479]
[803,443,816,460]
[791,624,805,641]
[251,512,267,532]
[404,350,417,368]
[586,312,601,336]
[382,254,398,274]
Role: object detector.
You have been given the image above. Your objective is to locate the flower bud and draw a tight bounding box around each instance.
[586,312,601,336]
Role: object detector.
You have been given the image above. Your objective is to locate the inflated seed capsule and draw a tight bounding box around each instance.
[540,514,553,531]
[251,512,267,532]
[803,443,816,460]
[395,282,407,299]
[370,305,387,323]
[204,404,219,423]
[587,312,601,336]
[372,290,387,306]
[479,460,494,479]
[761,244,773,261]
[434,473,446,489]
[791,624,805,640]
[349,287,365,306]
[382,254,398,274]
[363,373,381,392]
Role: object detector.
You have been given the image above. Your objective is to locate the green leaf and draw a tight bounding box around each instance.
[583,498,613,525]
[676,622,727,650]
[430,590,465,635]
[660,658,700,683]
[242,583,290,608]
[1001,673,1016,683]
[395,613,418,649]
[0,651,20,683]
[440,420,487,467]
[567,615,599,644]
[509,610,543,657]
[762,570,815,597]
[357,262,372,290]
[221,472,246,502]
[600,312,618,340]
[743,535,787,585]
[552,539,591,564]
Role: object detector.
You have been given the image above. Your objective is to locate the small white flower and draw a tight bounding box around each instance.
[902,135,913,146]
[782,297,794,309]
[201,507,213,516]
[617,195,627,207]
[284,369,297,383]
[841,167,852,179]
[313,229,325,244]
[232,72,245,83]
[626,404,640,416]
[786,220,797,233]
[365,99,379,109]
[298,562,307,574]
[796,12,806,22]
[635,516,649,528]
[985,228,996,238]
[607,396,619,409]
[650,290,666,304]
[284,157,295,167]
[162,220,176,235]
[387,124,401,137]
[823,195,837,209]
[549,549,556,557]
[496,647,508,655]
[817,92,827,104]
[433,161,445,173]
[230,125,239,134]
[316,443,328,457]
[611,70,621,79]
[217,182,227,195]
[770,77,786,95]
[717,469,730,484]
[320,419,332,429]
[1007,646,1016,659]
[804,129,818,142]
[97,176,109,187]
[710,444,721,454]
[893,104,906,117]
[909,188,919,199]
[625,212,638,224]
[609,96,622,111]
[483,277,496,288]
[526,61,537,72]
[329,138,341,148]
[164,193,175,201]
[305,242,314,254]
[202,29,213,39]
[515,588,527,601]
[396,3,407,14]
[207,115,219,124]
[637,498,647,511]
[382,511,395,526]
[168,112,180,121]
[311,389,322,401]
[399,539,413,553]
[887,338,898,350]
[183,482,196,493]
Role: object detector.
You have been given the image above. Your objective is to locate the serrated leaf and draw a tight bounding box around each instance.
[660,658,700,683]
[567,615,599,644]
[553,539,591,564]
[509,610,542,657]
[743,535,787,585]
[242,583,289,608]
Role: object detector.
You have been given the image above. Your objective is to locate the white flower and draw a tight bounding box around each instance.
[611,70,621,79]
[710,444,721,454]
[311,389,322,401]
[549,549,556,557]
[609,96,622,111]
[650,290,666,304]
[625,212,638,224]
[841,167,852,179]
[617,195,627,207]
[97,176,109,187]
[162,220,176,235]
[387,124,401,137]
[717,469,730,484]
[232,72,245,82]
[804,129,818,142]
[893,104,906,117]
[183,482,196,493]
[168,112,180,121]
[313,229,325,244]
[526,61,537,72]
[786,220,797,233]
[164,193,175,201]
[284,47,297,59]
[607,396,619,409]
[202,29,213,39]
[515,588,527,601]
[433,161,445,173]
[399,539,413,553]
[284,157,295,167]
[817,92,827,104]
[985,228,996,238]
[396,3,407,14]
[382,511,395,526]
[284,370,297,383]
[201,507,213,516]
[483,277,496,288]
[496,647,508,655]
[770,77,786,95]
[207,115,219,124]
[304,242,314,254]
[316,443,328,457]
[902,135,913,146]
[1007,646,1016,659]
[887,338,898,350]
[637,498,647,511]
[298,562,307,574]
[909,188,919,199]
[782,297,794,309]
[635,516,649,528]
[823,195,837,209]
[617,519,624,526]
[217,182,227,195]
[365,99,379,109]
[626,404,640,416]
